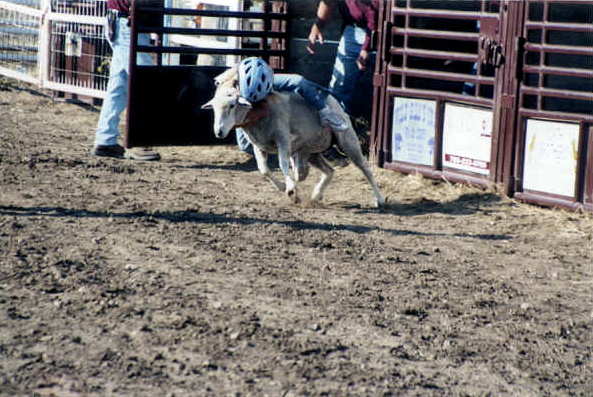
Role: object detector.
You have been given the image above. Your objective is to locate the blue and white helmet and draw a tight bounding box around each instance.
[238,57,274,103]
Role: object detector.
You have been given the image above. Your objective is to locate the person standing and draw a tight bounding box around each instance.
[307,0,379,115]
[92,0,160,160]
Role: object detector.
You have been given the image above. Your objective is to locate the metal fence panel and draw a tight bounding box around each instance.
[44,0,110,99]
[0,0,43,84]
[0,0,110,99]
[372,0,592,211]
[513,0,593,211]
[372,0,504,190]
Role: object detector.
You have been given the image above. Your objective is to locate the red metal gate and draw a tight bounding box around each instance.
[371,0,592,211]
[513,0,593,211]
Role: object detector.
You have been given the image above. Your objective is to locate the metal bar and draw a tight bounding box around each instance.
[523,64,593,79]
[0,26,38,35]
[39,0,50,84]
[383,163,493,191]
[0,44,38,52]
[442,170,491,190]
[538,0,549,110]
[519,108,593,123]
[382,161,443,179]
[392,8,492,20]
[396,28,479,42]
[520,85,593,101]
[45,12,105,25]
[524,43,593,56]
[0,0,43,17]
[0,65,39,83]
[514,191,582,211]
[154,7,287,20]
[140,27,286,38]
[385,86,494,107]
[387,65,496,84]
[135,45,287,57]
[42,80,106,98]
[390,47,477,63]
[525,21,593,32]
[402,2,409,88]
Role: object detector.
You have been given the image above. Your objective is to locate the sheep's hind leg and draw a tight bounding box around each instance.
[291,150,310,182]
[308,154,334,203]
[335,130,385,207]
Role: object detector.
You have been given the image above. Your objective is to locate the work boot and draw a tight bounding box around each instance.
[92,144,125,159]
[124,147,161,161]
[319,106,349,131]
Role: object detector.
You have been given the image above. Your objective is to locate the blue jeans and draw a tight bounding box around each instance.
[329,25,375,114]
[272,73,331,111]
[236,127,253,154]
[94,15,153,147]
[236,74,331,154]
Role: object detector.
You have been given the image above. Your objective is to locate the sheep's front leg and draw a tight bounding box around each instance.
[253,146,285,192]
[276,141,299,203]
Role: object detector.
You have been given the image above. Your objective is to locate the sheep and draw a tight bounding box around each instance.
[201,69,385,208]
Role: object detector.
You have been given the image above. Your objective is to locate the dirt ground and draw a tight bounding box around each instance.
[1,79,592,396]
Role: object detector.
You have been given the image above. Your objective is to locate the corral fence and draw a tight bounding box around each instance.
[0,0,110,101]
[371,0,592,211]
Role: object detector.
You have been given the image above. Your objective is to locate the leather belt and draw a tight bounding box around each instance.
[109,9,129,18]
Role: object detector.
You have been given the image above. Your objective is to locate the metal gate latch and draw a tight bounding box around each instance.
[480,37,504,68]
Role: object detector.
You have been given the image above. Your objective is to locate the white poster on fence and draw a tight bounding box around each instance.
[442,103,492,175]
[391,97,436,166]
[523,119,579,197]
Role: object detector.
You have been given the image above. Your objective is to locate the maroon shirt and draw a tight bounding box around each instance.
[107,0,130,13]
[326,0,379,52]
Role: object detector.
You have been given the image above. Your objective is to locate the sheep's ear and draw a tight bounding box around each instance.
[214,66,238,86]
[238,97,252,108]
[201,100,213,110]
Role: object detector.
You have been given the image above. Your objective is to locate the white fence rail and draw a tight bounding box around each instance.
[0,0,44,84]
[0,0,110,98]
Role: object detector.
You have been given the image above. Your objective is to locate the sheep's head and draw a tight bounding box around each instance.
[202,82,252,139]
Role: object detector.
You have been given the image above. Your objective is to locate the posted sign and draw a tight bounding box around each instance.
[391,97,436,166]
[523,119,579,197]
[442,103,493,175]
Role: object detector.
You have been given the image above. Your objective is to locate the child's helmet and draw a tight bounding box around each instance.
[238,57,274,103]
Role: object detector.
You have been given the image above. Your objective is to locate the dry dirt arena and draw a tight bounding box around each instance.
[1,79,592,396]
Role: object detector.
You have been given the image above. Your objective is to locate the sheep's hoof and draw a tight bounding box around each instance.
[286,188,300,204]
[311,193,323,202]
[374,196,386,208]
[308,198,324,208]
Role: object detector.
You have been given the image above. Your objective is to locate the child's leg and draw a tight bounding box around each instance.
[273,74,348,131]
[273,74,328,111]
